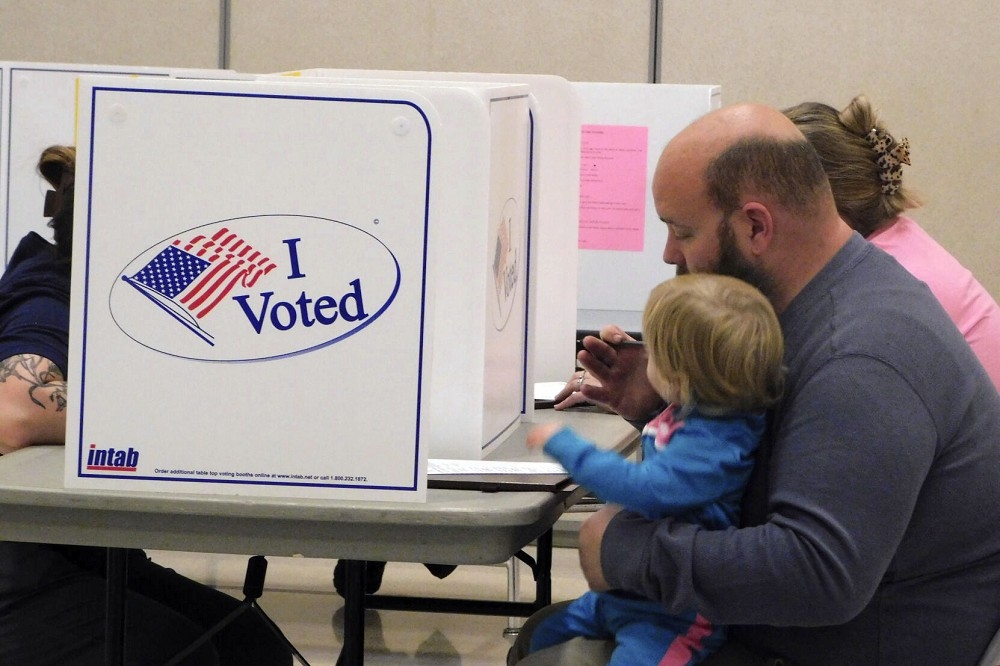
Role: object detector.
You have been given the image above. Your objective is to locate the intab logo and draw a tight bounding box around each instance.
[110,215,401,361]
[86,444,139,472]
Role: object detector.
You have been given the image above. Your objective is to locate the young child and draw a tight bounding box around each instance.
[526,273,785,665]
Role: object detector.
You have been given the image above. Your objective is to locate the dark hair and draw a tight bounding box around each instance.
[37,145,76,261]
[705,137,830,219]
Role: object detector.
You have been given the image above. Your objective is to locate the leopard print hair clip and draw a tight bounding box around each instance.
[865,127,911,195]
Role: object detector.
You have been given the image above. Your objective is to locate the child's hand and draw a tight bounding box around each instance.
[527,421,563,450]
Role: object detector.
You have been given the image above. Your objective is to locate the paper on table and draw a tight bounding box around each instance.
[534,382,568,401]
[428,459,567,476]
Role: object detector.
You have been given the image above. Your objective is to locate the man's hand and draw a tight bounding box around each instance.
[576,326,662,421]
[578,504,621,592]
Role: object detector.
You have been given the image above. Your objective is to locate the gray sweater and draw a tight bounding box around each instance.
[602,233,1000,665]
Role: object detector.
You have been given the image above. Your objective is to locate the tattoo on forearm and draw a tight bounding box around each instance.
[0,355,68,411]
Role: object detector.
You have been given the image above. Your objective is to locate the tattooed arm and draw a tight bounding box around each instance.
[0,354,67,453]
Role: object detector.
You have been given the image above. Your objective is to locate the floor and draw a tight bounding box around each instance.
[149,530,589,666]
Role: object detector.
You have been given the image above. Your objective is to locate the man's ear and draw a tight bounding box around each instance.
[739,201,774,256]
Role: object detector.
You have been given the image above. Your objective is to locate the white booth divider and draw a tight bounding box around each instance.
[279,69,581,388]
[66,74,529,501]
[573,82,721,334]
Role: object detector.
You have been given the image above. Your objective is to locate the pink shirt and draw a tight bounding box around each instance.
[869,215,1000,389]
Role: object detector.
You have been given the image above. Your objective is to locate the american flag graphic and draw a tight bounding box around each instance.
[123,227,277,344]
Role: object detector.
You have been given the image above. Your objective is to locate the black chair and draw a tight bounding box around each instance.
[164,555,310,666]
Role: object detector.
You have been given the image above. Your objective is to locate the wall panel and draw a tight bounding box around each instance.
[658,0,1000,298]
[0,0,220,68]
[230,0,651,82]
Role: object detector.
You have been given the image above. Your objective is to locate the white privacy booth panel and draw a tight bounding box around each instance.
[279,68,581,387]
[67,75,529,502]
[573,82,721,334]
[0,62,245,264]
[257,73,534,460]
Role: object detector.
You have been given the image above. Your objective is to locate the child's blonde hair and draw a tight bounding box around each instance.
[642,274,784,412]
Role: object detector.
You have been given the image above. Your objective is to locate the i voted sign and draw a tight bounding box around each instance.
[490,196,521,331]
[109,214,400,361]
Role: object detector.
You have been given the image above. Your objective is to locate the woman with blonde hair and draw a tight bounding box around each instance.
[785,95,1000,388]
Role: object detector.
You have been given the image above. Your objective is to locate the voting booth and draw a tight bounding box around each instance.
[253,73,536,461]
[65,74,530,500]
[275,69,582,386]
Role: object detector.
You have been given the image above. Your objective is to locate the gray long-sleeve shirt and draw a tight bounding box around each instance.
[601,234,1000,665]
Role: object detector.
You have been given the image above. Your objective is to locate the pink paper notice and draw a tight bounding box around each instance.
[578,124,649,251]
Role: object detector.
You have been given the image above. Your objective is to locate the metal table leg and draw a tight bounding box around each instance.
[106,547,128,666]
[338,560,367,665]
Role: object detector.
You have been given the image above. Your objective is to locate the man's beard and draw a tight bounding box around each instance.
[713,219,777,300]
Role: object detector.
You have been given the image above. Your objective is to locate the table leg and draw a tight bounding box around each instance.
[338,560,366,665]
[534,529,553,609]
[105,547,128,666]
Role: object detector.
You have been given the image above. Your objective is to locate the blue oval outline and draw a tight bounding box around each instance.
[109,213,402,363]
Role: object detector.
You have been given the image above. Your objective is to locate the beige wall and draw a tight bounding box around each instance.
[0,0,220,68]
[659,1,1000,299]
[2,0,997,297]
[229,0,652,81]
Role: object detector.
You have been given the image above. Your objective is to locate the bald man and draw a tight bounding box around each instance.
[513,105,1000,665]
